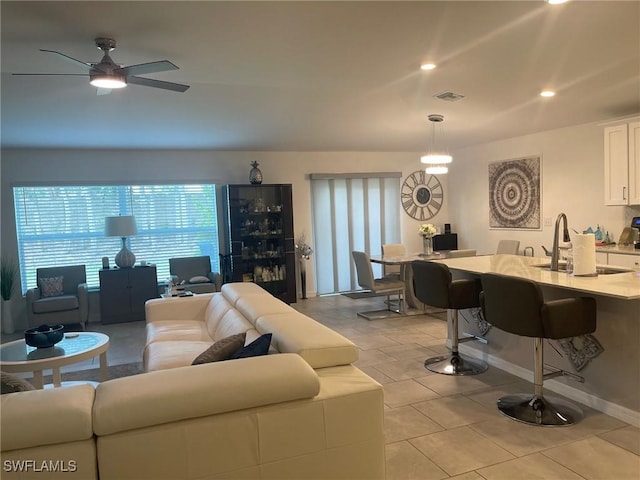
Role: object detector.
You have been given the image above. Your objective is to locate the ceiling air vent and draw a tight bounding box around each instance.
[434,91,465,102]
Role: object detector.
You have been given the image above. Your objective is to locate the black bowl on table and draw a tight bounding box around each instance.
[24,324,65,348]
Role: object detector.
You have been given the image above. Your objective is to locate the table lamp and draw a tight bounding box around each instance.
[105,215,137,268]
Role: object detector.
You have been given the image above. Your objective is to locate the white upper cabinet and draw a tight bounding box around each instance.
[604,118,640,206]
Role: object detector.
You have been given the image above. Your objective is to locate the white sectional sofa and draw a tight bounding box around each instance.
[1,283,385,480]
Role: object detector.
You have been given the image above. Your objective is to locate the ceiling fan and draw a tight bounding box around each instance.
[13,38,190,94]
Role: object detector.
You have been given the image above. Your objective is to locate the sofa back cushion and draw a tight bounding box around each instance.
[234,295,293,325]
[204,293,234,339]
[221,282,269,306]
[214,309,255,342]
[256,313,358,368]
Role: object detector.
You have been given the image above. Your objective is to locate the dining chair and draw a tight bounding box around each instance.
[381,243,406,279]
[352,251,405,320]
[496,240,520,255]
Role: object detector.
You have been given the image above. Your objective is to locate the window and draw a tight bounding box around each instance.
[13,184,219,293]
[310,172,401,295]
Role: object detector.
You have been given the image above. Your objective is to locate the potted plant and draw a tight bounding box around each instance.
[1,255,18,334]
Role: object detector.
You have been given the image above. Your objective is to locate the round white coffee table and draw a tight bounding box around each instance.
[0,332,109,388]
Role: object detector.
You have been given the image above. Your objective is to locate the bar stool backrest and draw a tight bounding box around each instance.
[412,261,452,309]
[481,273,546,338]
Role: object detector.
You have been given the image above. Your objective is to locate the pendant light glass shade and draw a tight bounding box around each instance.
[425,165,448,175]
[421,114,452,173]
[420,154,452,164]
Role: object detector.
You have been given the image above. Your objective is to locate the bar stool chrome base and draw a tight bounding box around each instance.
[424,352,488,376]
[497,394,583,427]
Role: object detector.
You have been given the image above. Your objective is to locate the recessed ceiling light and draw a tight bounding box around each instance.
[547,0,568,5]
[420,63,436,71]
[540,90,556,97]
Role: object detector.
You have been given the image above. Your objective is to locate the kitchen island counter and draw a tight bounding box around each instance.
[434,254,639,300]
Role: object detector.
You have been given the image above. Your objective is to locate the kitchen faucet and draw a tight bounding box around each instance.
[551,213,571,271]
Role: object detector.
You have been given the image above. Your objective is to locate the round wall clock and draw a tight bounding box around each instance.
[401,171,444,220]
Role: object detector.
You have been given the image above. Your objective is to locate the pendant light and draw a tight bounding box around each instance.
[421,114,452,174]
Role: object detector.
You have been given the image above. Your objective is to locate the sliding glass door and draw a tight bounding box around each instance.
[310,172,401,294]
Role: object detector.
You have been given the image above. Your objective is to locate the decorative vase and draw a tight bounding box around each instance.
[249,161,263,185]
[2,299,14,334]
[423,236,434,256]
[299,258,307,299]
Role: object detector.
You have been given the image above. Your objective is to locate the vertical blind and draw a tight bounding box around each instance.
[13,184,219,293]
[310,173,401,295]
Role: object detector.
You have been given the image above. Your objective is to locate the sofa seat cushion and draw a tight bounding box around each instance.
[146,320,211,346]
[145,341,215,371]
[257,313,358,369]
[32,294,79,314]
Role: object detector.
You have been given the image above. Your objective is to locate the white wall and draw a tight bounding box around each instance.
[1,149,450,328]
[448,120,640,256]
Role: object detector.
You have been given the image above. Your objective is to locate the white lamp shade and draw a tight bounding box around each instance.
[105,216,137,237]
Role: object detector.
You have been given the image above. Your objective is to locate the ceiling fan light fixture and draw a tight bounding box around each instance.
[425,165,448,175]
[90,74,127,89]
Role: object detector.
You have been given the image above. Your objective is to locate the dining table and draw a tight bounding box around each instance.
[369,251,455,312]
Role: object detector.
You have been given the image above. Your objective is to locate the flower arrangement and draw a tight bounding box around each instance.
[418,223,437,238]
[295,234,313,260]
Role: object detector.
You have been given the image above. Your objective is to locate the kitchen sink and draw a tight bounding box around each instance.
[532,264,632,275]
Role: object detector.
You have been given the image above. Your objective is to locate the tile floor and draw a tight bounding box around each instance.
[294,294,639,480]
[3,294,638,479]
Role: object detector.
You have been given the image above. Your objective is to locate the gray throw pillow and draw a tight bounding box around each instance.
[192,332,247,365]
[40,276,64,297]
[1,371,35,394]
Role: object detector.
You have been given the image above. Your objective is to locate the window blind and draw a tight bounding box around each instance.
[13,184,219,293]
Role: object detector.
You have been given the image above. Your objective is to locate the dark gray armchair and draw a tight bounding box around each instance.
[26,265,88,329]
[169,256,221,294]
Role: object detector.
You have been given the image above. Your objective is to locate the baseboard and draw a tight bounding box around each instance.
[459,344,640,428]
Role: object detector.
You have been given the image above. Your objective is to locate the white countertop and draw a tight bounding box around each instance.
[435,254,640,300]
[595,244,640,256]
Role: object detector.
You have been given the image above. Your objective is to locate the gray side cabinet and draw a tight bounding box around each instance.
[99,266,158,324]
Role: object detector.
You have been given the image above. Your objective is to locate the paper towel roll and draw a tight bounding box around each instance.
[572,233,596,276]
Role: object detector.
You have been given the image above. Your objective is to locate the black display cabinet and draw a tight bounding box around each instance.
[223,184,296,304]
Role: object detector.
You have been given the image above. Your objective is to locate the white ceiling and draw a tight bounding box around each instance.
[1,1,639,151]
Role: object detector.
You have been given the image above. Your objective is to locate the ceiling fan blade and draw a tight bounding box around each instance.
[127,75,190,92]
[11,73,87,76]
[40,49,95,71]
[117,60,178,77]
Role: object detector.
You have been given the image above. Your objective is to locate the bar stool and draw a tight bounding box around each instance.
[412,261,488,375]
[480,272,596,426]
